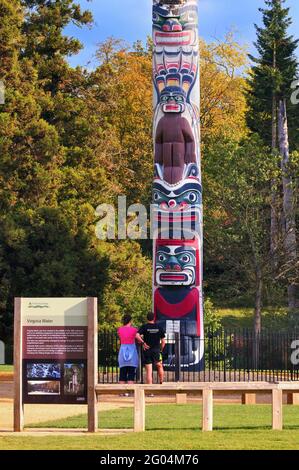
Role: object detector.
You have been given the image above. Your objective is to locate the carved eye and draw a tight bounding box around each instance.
[161,95,168,103]
[187,192,198,203]
[180,254,190,264]
[153,191,162,202]
[158,253,167,263]
[175,95,183,102]
[153,12,159,21]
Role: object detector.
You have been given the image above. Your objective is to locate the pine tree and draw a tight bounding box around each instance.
[247,0,299,150]
[21,0,92,94]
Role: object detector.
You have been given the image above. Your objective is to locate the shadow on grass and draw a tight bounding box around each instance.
[145,425,272,431]
[27,404,299,432]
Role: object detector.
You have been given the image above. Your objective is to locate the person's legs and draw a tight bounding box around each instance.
[145,364,153,384]
[127,366,136,385]
[119,366,128,384]
[156,361,164,384]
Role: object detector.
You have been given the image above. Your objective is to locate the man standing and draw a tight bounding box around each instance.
[136,312,166,385]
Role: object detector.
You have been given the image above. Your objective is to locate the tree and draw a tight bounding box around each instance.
[247,0,299,307]
[278,99,298,308]
[0,1,67,214]
[21,0,93,94]
[203,136,280,334]
[247,0,299,150]
[91,39,153,208]
[0,0,23,81]
[200,33,248,143]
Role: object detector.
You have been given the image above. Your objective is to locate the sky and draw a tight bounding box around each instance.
[65,0,299,68]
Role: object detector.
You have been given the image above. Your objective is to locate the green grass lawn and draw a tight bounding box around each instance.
[1,404,299,450]
[218,307,289,328]
[0,365,13,372]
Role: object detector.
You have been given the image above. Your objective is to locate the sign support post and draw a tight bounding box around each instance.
[87,297,98,433]
[14,297,24,432]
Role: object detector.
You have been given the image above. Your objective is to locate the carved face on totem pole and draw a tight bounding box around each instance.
[153,1,198,48]
[160,86,186,114]
[153,180,201,211]
[152,178,202,235]
[155,239,199,286]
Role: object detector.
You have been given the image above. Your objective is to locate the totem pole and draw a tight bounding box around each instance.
[152,0,203,369]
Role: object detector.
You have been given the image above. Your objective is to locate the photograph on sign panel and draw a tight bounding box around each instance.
[63,363,85,396]
[27,380,61,395]
[27,363,61,379]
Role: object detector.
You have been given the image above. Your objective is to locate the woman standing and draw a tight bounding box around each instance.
[117,314,139,384]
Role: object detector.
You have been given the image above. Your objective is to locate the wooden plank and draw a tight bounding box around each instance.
[95,381,277,394]
[13,297,24,432]
[277,382,299,391]
[208,382,275,391]
[287,393,299,405]
[242,393,256,405]
[272,388,283,431]
[202,389,213,432]
[87,297,98,433]
[293,393,299,405]
[134,387,145,432]
[176,393,187,404]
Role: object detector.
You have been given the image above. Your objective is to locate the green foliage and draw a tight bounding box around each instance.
[246,0,299,149]
[203,135,280,308]
[99,241,152,328]
[204,298,222,330]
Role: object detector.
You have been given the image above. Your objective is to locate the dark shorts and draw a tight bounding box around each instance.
[143,349,162,365]
[119,366,136,382]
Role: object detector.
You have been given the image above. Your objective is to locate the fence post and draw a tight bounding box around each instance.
[202,388,213,431]
[253,331,260,371]
[272,388,283,430]
[242,393,256,405]
[287,393,299,405]
[174,332,181,382]
[223,329,226,382]
[134,387,145,432]
[176,393,187,404]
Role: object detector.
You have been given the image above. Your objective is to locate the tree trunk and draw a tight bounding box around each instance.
[253,267,262,369]
[254,267,262,335]
[278,98,298,310]
[270,46,279,263]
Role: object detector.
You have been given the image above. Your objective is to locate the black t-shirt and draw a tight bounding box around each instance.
[138,323,165,350]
